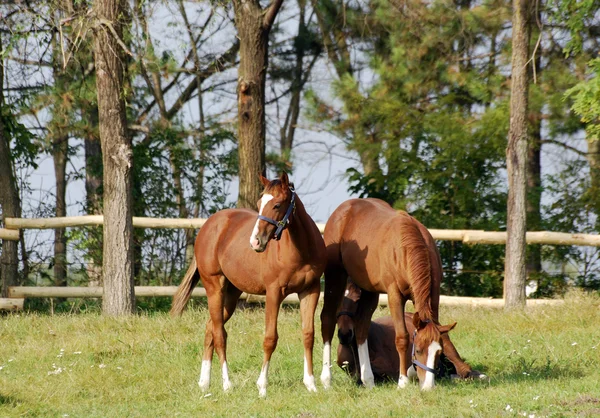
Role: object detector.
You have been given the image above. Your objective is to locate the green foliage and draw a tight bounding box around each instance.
[567,58,600,141]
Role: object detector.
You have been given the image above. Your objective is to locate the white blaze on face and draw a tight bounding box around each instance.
[250,194,274,250]
[421,341,442,391]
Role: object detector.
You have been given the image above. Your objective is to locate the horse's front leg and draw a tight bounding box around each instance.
[387,288,410,388]
[256,289,284,397]
[353,290,379,389]
[298,280,320,393]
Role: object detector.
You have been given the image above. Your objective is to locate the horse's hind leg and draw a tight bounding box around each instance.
[201,278,242,392]
[320,256,347,388]
[256,288,284,397]
[298,280,320,393]
[352,290,379,389]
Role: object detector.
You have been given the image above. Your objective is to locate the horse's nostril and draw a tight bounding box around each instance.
[338,329,355,346]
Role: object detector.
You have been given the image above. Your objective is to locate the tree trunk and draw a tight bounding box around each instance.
[587,135,600,230]
[505,0,531,310]
[526,6,542,282]
[0,39,22,297]
[52,133,68,286]
[84,104,103,286]
[233,0,283,209]
[93,0,135,315]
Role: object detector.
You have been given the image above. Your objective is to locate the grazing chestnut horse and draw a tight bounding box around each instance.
[170,173,326,397]
[321,198,470,390]
[337,280,485,384]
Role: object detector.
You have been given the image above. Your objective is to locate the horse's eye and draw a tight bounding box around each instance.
[416,349,422,355]
[274,203,281,209]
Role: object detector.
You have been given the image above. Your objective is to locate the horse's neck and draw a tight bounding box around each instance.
[284,198,315,256]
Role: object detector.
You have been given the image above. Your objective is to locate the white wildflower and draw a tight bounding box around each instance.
[99,364,106,369]
[203,393,212,398]
[533,395,540,401]
[571,342,578,346]
[73,351,82,355]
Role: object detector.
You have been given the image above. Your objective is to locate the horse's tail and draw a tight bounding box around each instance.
[170,257,201,317]
[398,215,433,319]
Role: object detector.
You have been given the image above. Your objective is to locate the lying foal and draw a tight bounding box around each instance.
[337,281,486,385]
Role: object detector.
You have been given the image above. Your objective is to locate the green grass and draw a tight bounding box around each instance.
[2,292,600,417]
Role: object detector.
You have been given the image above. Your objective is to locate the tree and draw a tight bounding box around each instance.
[233,0,284,209]
[0,32,22,297]
[504,0,532,309]
[92,0,135,315]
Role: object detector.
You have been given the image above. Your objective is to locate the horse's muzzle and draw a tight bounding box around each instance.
[338,328,355,346]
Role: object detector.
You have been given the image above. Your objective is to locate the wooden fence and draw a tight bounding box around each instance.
[3,215,600,246]
[1,214,597,311]
[3,286,563,311]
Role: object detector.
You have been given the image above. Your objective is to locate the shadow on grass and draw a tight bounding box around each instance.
[0,394,22,408]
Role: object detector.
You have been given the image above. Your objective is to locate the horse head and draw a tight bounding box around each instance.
[336,280,362,346]
[411,311,456,390]
[249,172,296,252]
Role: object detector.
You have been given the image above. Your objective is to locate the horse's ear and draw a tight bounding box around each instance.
[280,172,289,188]
[413,311,424,330]
[260,175,271,187]
[438,322,457,335]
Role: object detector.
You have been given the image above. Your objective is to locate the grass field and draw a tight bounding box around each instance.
[1,292,599,417]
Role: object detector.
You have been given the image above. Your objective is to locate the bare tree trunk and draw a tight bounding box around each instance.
[50,14,71,288]
[587,136,600,230]
[233,0,283,209]
[505,0,531,310]
[93,0,135,315]
[0,38,22,297]
[526,6,542,282]
[84,105,103,286]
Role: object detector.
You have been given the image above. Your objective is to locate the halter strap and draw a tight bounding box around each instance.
[336,310,356,319]
[411,328,438,375]
[256,188,296,241]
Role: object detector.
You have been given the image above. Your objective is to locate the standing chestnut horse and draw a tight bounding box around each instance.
[170,173,326,397]
[320,198,470,390]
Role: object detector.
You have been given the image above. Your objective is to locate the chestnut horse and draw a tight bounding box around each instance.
[170,173,326,397]
[337,280,485,384]
[320,198,471,390]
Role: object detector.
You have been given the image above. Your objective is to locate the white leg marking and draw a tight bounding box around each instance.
[398,374,410,388]
[303,356,317,392]
[358,341,375,389]
[222,361,232,392]
[420,341,441,391]
[256,361,270,398]
[320,342,332,389]
[250,194,274,249]
[198,359,211,392]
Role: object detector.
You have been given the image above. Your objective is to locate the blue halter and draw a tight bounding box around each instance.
[256,188,296,241]
[411,327,439,375]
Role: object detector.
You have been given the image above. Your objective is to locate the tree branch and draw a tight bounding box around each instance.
[263,0,284,30]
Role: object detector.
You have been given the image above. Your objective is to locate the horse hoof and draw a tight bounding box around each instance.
[363,378,375,389]
[304,376,318,393]
[198,380,210,393]
[258,387,267,398]
[397,375,410,389]
[223,380,233,392]
[320,369,331,389]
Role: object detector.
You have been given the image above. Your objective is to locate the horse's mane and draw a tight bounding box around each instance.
[262,180,295,195]
[398,214,434,320]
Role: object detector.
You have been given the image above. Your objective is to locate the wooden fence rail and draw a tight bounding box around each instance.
[6,286,564,308]
[3,216,600,246]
